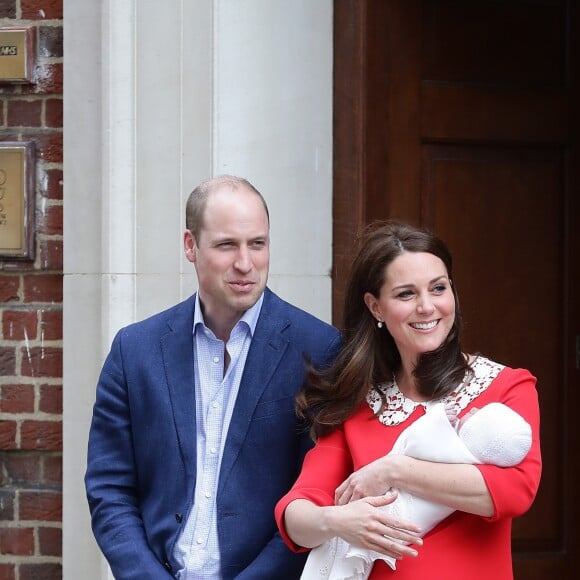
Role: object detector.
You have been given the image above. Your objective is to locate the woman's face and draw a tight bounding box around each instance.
[364,251,456,366]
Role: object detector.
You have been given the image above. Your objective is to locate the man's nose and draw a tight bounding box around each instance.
[234,246,252,272]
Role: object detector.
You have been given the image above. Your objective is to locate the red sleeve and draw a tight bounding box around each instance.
[274,426,353,551]
[474,367,542,521]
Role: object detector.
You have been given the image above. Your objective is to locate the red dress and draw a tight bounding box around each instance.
[275,358,542,580]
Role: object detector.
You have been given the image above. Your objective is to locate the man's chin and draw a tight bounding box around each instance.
[232,291,262,311]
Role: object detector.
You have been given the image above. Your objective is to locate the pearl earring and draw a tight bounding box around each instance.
[377,320,383,329]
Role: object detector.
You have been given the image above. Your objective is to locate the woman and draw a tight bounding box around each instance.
[275,221,542,579]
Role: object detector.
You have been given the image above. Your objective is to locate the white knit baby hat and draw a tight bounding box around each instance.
[458,402,532,467]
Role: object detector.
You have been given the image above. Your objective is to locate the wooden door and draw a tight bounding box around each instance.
[333,0,579,578]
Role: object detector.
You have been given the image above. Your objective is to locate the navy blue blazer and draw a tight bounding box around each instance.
[85,288,341,579]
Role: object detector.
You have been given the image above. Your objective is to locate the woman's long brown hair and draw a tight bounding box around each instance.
[297,221,472,439]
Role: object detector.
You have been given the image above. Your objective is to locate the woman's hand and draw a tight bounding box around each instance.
[335,455,394,505]
[283,492,423,562]
[329,492,423,560]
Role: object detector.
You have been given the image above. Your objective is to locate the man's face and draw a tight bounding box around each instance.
[184,185,270,332]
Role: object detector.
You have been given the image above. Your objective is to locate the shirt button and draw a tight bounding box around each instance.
[213,356,220,363]
[205,492,211,498]
[212,402,219,409]
[197,538,203,544]
[210,447,217,454]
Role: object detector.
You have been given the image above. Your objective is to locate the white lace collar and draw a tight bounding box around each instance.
[366,356,505,426]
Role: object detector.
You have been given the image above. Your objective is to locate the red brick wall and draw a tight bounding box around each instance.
[0,1,63,579]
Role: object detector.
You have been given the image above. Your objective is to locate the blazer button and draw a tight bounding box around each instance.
[175,513,183,523]
[164,561,172,572]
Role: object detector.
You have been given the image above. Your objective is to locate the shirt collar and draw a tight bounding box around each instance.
[193,291,264,338]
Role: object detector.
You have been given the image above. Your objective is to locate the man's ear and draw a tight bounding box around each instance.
[184,230,196,263]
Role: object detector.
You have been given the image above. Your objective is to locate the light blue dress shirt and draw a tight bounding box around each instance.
[173,293,264,579]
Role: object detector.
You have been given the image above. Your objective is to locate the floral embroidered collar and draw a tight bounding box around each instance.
[366,356,505,426]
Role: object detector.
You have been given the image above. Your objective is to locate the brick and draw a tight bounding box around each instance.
[0,133,19,142]
[39,309,62,340]
[1,260,36,273]
[42,455,61,486]
[0,563,15,580]
[0,453,42,485]
[20,564,61,580]
[38,26,63,58]
[0,347,16,376]
[20,347,62,378]
[19,490,62,521]
[36,204,62,236]
[0,85,19,97]
[39,385,62,414]
[22,274,62,302]
[0,489,15,519]
[0,385,35,413]
[2,310,38,340]
[22,0,63,20]
[0,526,34,555]
[41,169,63,200]
[38,239,63,272]
[0,0,16,18]
[30,132,63,163]
[7,100,42,127]
[0,422,17,450]
[20,421,62,451]
[44,98,63,128]
[38,526,61,556]
[0,277,20,302]
[23,63,63,95]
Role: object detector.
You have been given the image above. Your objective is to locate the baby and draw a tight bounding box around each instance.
[300,402,533,580]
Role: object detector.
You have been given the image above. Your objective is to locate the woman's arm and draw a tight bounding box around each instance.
[283,494,424,561]
[389,456,493,516]
[334,455,493,516]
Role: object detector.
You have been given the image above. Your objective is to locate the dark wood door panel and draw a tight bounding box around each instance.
[421,85,569,143]
[422,0,566,88]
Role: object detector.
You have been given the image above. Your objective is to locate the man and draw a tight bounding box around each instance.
[85,175,341,579]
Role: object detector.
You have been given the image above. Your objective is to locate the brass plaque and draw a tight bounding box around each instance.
[0,142,35,259]
[0,27,35,83]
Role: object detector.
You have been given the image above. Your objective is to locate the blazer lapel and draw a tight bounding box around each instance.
[217,290,289,495]
[161,296,197,477]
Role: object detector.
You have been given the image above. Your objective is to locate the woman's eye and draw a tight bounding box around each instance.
[432,284,447,293]
[397,290,414,299]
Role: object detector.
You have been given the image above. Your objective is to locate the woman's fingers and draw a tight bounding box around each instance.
[348,495,424,556]
[380,523,423,546]
[366,493,423,537]
[373,533,421,559]
[335,474,361,505]
[335,457,393,505]
[369,513,423,559]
